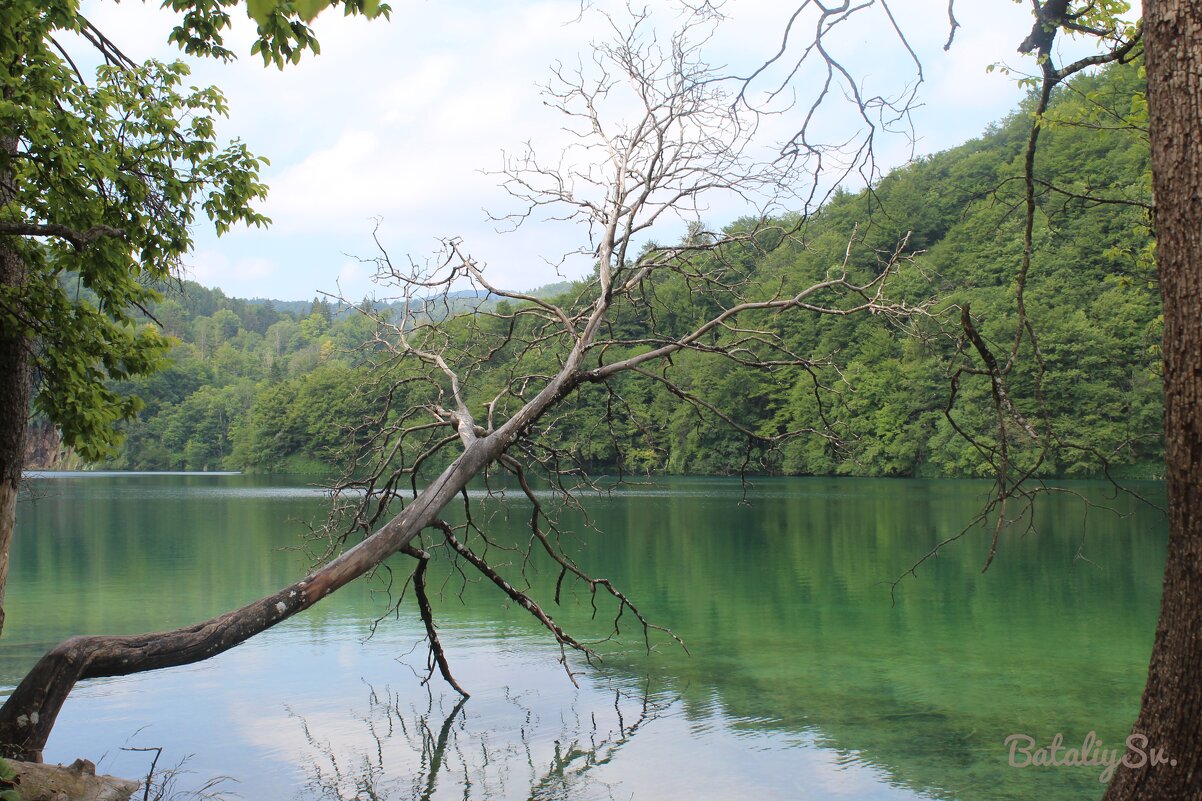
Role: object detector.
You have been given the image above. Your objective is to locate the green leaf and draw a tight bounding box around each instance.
[295,0,329,22]
[246,0,275,25]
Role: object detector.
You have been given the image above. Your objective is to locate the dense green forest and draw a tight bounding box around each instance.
[84,60,1157,479]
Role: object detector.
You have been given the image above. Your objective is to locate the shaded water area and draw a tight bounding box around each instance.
[2,474,1166,800]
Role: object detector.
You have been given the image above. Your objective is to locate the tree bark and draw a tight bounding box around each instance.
[0,350,585,761]
[0,330,26,639]
[0,439,487,760]
[1103,1,1202,799]
[0,315,27,640]
[0,128,31,640]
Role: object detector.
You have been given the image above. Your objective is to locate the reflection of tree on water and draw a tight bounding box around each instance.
[293,682,674,801]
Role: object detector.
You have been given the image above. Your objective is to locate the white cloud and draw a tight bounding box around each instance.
[378,54,459,125]
[77,0,1133,300]
[185,251,278,293]
[335,259,374,300]
[263,130,388,226]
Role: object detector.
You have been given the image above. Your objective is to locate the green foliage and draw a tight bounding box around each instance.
[166,0,390,67]
[101,59,1159,480]
[0,756,17,801]
[1,1,281,460]
[98,283,377,472]
[2,0,389,465]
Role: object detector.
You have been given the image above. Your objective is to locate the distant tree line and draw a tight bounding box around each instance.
[99,60,1158,479]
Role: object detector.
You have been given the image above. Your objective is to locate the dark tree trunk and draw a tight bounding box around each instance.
[0,129,31,639]
[1102,2,1202,799]
[0,251,29,641]
[0,257,29,642]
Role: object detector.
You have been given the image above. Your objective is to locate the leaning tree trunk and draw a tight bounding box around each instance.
[1102,2,1202,799]
[0,435,492,760]
[0,332,588,761]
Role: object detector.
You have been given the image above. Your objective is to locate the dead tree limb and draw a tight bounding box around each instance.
[0,3,930,761]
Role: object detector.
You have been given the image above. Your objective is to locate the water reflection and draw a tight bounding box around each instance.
[293,683,675,801]
[3,474,1166,801]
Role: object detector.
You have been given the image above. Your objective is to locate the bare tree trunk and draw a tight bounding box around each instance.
[1103,2,1202,798]
[0,358,580,761]
[0,7,919,762]
[0,448,478,760]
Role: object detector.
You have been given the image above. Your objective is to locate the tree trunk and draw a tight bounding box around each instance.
[0,273,28,640]
[1102,2,1202,799]
[0,271,28,640]
[0,352,585,761]
[0,437,489,760]
[0,128,31,640]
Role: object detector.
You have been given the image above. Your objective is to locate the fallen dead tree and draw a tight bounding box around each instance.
[0,4,926,761]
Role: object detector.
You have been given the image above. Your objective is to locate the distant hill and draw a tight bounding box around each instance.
[86,58,1160,479]
[241,283,573,319]
[242,288,496,322]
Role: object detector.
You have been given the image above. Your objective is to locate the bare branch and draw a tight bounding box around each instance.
[405,544,470,699]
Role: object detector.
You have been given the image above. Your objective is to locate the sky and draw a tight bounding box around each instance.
[77,0,1136,302]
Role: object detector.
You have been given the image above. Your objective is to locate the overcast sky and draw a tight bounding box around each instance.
[80,0,1135,301]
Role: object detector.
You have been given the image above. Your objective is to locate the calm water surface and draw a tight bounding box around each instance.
[2,474,1166,800]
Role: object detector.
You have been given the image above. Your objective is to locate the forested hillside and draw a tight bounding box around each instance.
[89,60,1158,478]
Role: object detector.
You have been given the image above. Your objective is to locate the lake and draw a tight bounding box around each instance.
[1,474,1166,800]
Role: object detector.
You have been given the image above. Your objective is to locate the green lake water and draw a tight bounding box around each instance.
[1,474,1167,800]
